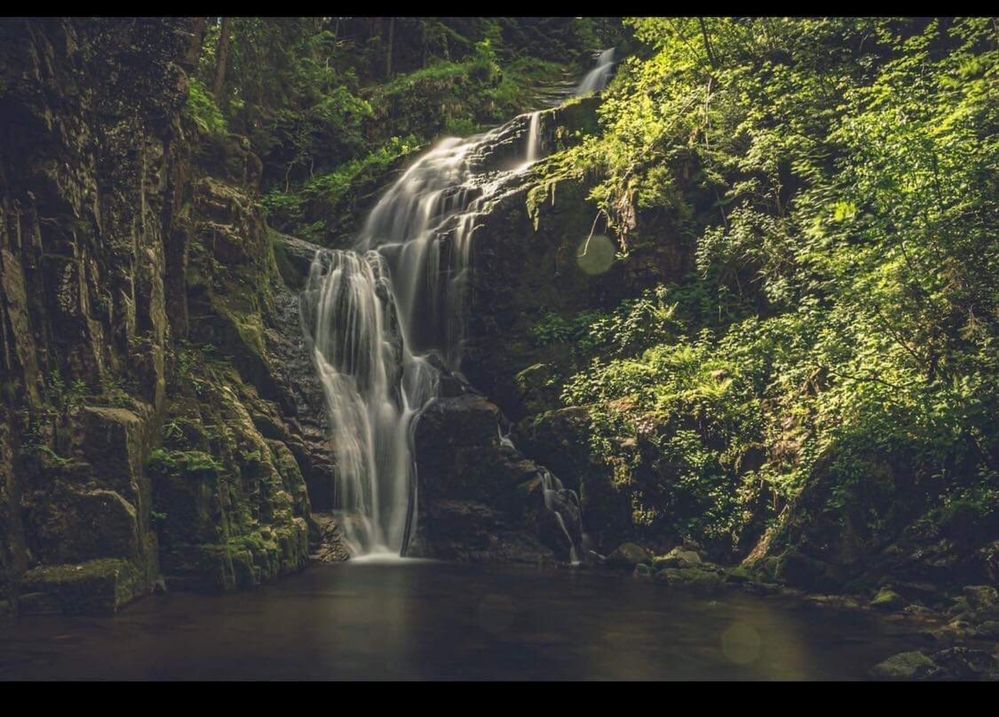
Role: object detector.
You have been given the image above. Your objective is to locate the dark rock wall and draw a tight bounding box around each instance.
[0,18,195,613]
[0,19,332,615]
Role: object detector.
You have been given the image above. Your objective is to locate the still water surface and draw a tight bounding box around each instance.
[0,561,926,680]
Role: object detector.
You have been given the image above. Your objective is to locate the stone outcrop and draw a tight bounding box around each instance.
[409,391,578,564]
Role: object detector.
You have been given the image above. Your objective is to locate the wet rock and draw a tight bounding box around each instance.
[413,392,582,562]
[943,618,976,639]
[870,588,905,611]
[655,566,726,595]
[805,594,863,610]
[776,550,840,593]
[653,547,702,569]
[309,512,349,564]
[902,604,938,619]
[606,543,653,569]
[408,499,556,564]
[973,620,999,640]
[962,585,999,611]
[514,407,632,553]
[930,647,998,680]
[721,566,754,585]
[870,651,940,680]
[634,563,653,577]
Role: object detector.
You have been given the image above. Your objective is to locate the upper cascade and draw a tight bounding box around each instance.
[575,48,616,95]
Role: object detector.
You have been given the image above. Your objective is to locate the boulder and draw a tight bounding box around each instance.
[653,547,702,569]
[930,647,998,680]
[19,559,145,615]
[962,585,999,611]
[605,542,653,569]
[776,550,840,592]
[870,651,940,680]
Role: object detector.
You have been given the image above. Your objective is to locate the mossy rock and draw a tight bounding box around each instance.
[870,587,905,611]
[870,651,940,680]
[159,544,238,592]
[655,566,727,595]
[20,559,144,615]
[653,547,702,569]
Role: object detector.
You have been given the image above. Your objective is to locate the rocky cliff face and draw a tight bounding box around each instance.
[0,18,195,615]
[0,18,338,616]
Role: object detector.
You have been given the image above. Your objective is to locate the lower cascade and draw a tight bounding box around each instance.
[301,107,584,559]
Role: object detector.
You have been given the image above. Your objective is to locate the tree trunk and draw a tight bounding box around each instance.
[385,17,395,78]
[183,17,209,71]
[698,17,717,68]
[212,17,232,100]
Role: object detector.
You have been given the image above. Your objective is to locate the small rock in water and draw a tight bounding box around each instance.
[870,588,905,611]
[869,651,940,680]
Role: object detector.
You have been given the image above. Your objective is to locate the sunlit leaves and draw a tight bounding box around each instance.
[553,16,999,549]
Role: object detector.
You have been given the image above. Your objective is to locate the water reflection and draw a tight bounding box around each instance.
[0,562,925,680]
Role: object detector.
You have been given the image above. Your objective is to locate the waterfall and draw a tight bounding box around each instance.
[538,468,584,566]
[575,48,615,95]
[525,111,541,164]
[300,110,547,558]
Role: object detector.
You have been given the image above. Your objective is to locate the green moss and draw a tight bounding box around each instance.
[148,448,224,479]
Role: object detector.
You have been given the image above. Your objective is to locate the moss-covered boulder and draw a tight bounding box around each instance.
[870,651,940,680]
[19,559,145,615]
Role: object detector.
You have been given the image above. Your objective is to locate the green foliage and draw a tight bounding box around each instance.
[185,78,227,135]
[547,17,999,552]
[42,369,89,411]
[530,310,605,349]
[262,135,421,238]
[563,334,764,545]
[198,17,601,195]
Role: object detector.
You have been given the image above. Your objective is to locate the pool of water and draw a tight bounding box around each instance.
[0,561,927,680]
